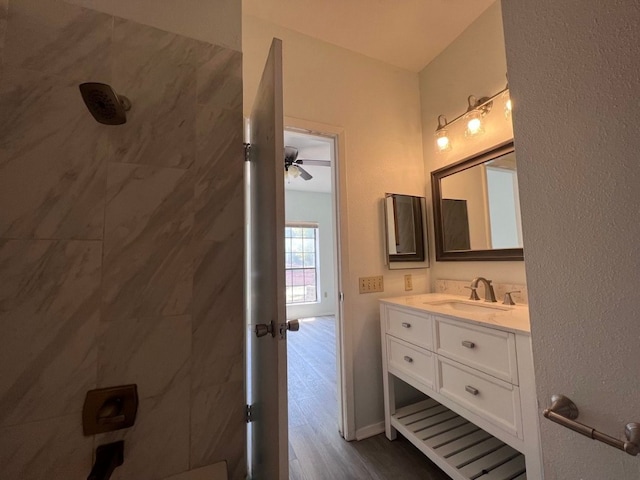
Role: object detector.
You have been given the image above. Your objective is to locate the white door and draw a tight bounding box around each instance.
[247,38,288,479]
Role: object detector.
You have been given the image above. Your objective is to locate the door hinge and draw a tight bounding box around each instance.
[339,291,344,302]
[246,404,254,423]
[244,143,251,162]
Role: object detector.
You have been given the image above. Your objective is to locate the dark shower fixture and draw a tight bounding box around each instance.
[79,82,131,125]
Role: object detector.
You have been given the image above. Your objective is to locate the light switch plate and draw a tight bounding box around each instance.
[359,275,384,293]
[404,274,413,291]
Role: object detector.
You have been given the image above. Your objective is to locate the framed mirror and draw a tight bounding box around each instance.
[431,141,524,261]
[383,194,428,269]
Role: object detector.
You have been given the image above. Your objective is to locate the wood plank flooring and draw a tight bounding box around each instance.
[288,315,450,480]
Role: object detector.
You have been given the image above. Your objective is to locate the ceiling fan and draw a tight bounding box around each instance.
[284,146,330,181]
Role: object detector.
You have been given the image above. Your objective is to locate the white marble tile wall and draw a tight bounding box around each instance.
[435,278,529,305]
[0,0,244,479]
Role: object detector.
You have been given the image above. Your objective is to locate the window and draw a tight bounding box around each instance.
[285,224,319,304]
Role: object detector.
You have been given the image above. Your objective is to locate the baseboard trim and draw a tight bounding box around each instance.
[355,421,385,441]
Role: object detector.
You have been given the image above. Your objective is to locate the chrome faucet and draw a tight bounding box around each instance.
[470,277,497,302]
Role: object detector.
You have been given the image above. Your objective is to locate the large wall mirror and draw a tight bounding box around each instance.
[383,194,429,269]
[431,141,524,261]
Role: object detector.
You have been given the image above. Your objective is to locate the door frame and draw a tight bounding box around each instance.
[284,116,355,441]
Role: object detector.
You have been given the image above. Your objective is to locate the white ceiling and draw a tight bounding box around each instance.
[243,0,495,72]
[284,130,333,194]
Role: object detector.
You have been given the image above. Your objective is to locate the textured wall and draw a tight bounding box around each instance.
[419,1,526,288]
[0,1,244,479]
[502,1,640,478]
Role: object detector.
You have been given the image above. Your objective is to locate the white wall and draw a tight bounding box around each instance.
[65,0,241,51]
[285,190,335,319]
[244,15,428,432]
[503,1,640,478]
[419,1,526,287]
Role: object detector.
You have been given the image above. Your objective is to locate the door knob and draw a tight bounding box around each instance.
[278,319,300,338]
[255,320,276,338]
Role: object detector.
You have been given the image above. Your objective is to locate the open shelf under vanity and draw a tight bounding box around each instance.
[393,398,526,480]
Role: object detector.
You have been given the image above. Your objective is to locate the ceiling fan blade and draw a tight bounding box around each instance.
[297,158,331,167]
[297,165,313,181]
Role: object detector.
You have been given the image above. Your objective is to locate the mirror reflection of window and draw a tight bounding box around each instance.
[439,151,522,251]
[485,155,523,249]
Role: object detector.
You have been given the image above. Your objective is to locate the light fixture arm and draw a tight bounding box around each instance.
[436,85,508,130]
[436,115,448,131]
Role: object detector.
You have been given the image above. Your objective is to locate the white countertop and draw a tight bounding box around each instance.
[380,293,531,334]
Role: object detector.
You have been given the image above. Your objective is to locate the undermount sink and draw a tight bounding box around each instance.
[423,300,510,313]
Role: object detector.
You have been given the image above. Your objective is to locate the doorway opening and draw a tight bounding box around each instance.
[282,125,350,453]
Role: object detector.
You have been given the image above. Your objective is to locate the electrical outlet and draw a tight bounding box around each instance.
[359,275,384,294]
[404,274,413,291]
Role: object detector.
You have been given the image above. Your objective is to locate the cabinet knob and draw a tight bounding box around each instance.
[465,385,479,396]
[401,322,411,328]
[403,356,413,363]
[462,340,475,349]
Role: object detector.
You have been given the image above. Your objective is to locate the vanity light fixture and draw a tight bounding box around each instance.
[503,75,512,119]
[434,77,511,152]
[464,95,491,137]
[434,115,451,152]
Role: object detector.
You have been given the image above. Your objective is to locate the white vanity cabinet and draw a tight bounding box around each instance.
[380,294,542,480]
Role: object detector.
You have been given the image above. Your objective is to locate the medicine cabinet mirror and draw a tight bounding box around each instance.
[431,141,524,261]
[383,194,428,269]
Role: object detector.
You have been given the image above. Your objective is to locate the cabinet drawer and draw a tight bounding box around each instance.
[386,307,433,349]
[387,337,435,390]
[436,318,517,384]
[438,357,522,438]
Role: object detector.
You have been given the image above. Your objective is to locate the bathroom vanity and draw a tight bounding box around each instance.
[380,293,542,480]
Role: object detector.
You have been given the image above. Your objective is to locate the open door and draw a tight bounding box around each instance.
[247,38,288,479]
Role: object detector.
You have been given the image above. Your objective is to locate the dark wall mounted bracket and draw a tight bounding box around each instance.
[83,385,138,436]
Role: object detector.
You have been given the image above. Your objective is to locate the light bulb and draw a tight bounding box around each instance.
[289,165,300,178]
[434,130,451,152]
[502,90,512,119]
[465,111,484,137]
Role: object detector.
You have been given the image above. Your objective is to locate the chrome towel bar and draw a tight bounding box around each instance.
[543,394,640,456]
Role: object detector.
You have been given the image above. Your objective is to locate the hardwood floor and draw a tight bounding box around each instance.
[287,315,450,480]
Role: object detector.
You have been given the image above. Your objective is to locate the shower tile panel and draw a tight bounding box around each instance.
[0,67,108,239]
[103,162,194,319]
[96,375,191,480]
[110,19,199,169]
[0,3,245,478]
[190,381,245,478]
[0,0,8,64]
[194,105,244,241]
[0,413,93,480]
[4,0,112,82]
[192,239,243,391]
[197,45,242,109]
[0,239,100,426]
[97,314,191,400]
